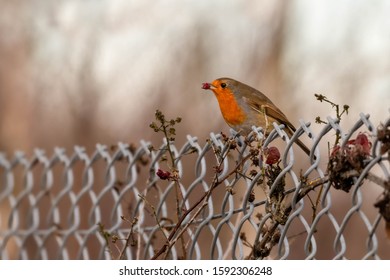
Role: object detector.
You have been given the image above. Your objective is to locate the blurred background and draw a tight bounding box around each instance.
[1,0,389,154]
[0,0,390,259]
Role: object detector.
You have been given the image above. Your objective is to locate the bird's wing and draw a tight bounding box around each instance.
[244,96,297,133]
[262,104,297,133]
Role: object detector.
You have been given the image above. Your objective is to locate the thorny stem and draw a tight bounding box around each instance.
[163,199,209,260]
[253,176,330,259]
[151,110,187,258]
[98,223,115,260]
[138,194,170,242]
[151,141,251,260]
[159,120,186,210]
[161,127,188,258]
[118,217,138,260]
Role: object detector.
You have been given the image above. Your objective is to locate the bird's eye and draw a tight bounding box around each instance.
[220,83,227,88]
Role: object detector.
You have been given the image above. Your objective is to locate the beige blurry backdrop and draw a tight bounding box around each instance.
[1,0,389,154]
[0,0,390,260]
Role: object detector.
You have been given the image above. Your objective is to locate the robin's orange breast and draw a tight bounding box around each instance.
[212,88,247,126]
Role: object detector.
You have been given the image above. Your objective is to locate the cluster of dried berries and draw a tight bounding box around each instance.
[266,164,284,200]
[374,193,390,224]
[258,147,284,200]
[377,123,390,155]
[375,123,390,229]
[249,146,281,178]
[328,133,372,192]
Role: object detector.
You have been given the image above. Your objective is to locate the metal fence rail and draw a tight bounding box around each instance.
[0,113,389,260]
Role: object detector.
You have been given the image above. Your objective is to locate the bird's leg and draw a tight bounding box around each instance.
[263,110,270,133]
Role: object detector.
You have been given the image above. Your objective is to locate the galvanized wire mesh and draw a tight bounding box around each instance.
[1,113,389,260]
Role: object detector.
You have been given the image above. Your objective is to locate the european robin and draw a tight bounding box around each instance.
[202,77,311,156]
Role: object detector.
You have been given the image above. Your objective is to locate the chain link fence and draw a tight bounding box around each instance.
[1,112,389,260]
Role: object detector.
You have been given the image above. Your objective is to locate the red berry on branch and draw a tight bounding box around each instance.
[156,169,171,180]
[265,146,280,165]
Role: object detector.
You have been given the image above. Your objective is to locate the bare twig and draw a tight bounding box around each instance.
[118,217,138,260]
[151,142,251,260]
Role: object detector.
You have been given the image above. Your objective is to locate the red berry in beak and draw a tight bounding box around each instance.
[202,82,211,89]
